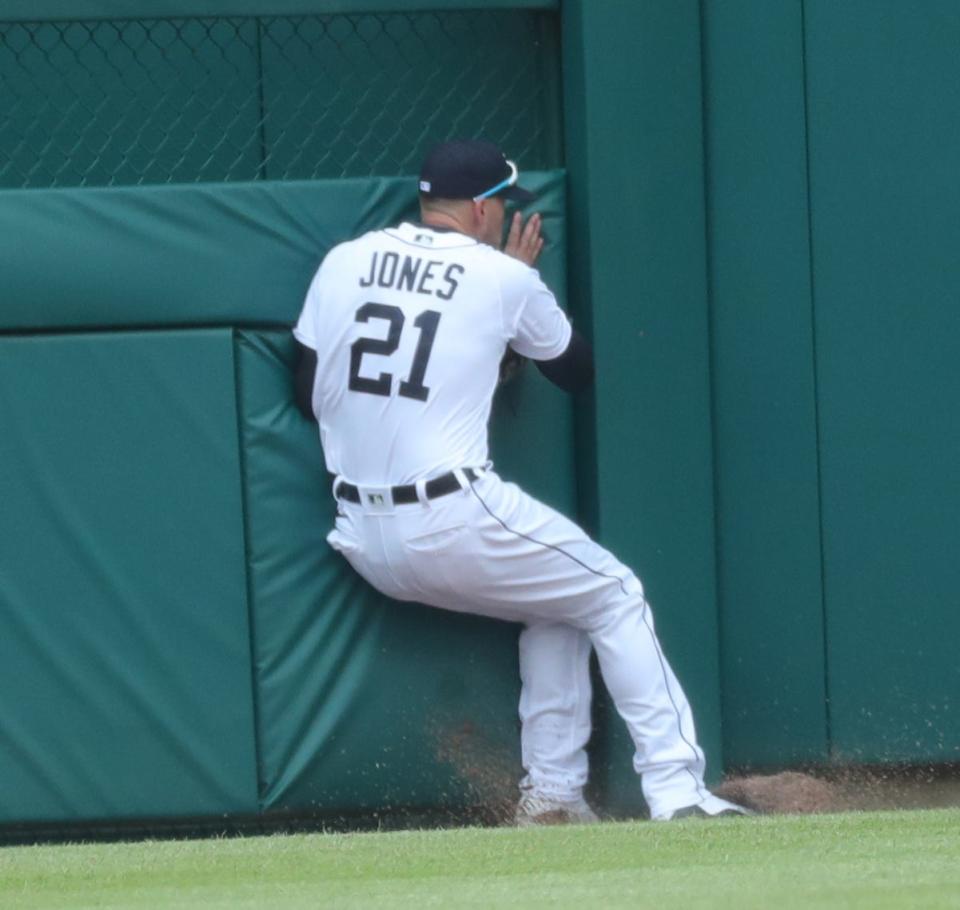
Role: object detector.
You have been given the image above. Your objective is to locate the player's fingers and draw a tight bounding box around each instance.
[520,215,542,259]
[505,211,522,250]
[521,212,541,247]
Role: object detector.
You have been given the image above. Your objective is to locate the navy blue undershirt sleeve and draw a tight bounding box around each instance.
[294,340,318,421]
[533,329,594,394]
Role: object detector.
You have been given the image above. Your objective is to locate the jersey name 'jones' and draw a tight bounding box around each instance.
[359,250,465,300]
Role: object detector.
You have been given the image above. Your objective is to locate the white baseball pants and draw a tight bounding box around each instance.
[327,468,716,819]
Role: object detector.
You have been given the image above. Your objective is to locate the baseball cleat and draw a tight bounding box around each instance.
[514,793,600,827]
[657,795,754,821]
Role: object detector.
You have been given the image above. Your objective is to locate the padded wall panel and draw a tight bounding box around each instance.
[237,332,523,815]
[0,172,563,334]
[0,330,258,823]
[805,1,960,762]
[0,179,411,332]
[701,0,827,768]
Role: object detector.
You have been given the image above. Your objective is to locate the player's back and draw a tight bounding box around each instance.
[298,222,514,484]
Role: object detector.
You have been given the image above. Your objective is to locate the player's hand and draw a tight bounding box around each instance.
[503,211,544,267]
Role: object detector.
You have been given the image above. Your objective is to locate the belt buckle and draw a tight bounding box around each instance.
[356,485,395,514]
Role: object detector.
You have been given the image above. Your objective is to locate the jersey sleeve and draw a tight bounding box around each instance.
[502,262,572,361]
[295,241,352,350]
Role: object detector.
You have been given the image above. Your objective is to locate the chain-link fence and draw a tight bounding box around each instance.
[0,10,561,188]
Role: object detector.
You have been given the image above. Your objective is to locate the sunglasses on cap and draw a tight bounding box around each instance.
[473,160,519,202]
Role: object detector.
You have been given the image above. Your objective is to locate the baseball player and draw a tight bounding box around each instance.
[293,139,749,824]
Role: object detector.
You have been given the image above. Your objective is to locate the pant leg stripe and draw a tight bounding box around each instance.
[469,483,633,597]
[642,610,708,803]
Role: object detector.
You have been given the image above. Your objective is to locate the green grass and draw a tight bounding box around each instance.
[2,810,959,909]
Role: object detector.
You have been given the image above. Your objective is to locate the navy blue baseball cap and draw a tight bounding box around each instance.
[419,139,535,203]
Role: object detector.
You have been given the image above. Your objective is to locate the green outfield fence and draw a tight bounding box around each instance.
[0,8,560,187]
[1,0,958,840]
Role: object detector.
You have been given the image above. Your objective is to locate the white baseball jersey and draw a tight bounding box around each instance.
[293,221,571,484]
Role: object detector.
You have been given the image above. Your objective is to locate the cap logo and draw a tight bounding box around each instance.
[419,180,431,192]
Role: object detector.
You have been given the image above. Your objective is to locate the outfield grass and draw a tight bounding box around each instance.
[1,809,958,909]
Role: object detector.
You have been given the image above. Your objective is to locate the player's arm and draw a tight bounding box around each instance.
[502,212,593,394]
[501,256,593,394]
[292,252,337,423]
[507,286,594,395]
[294,341,318,421]
[533,329,594,394]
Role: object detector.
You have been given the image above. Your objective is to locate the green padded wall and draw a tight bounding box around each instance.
[236,331,522,815]
[701,0,828,767]
[805,1,960,762]
[0,178,414,331]
[0,171,577,828]
[0,173,563,333]
[0,330,258,824]
[563,0,723,810]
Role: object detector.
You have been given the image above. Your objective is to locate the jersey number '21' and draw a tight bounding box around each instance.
[348,303,441,402]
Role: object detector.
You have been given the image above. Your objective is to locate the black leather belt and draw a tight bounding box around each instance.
[335,468,479,506]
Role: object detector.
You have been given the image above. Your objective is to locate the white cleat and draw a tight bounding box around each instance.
[515,792,600,827]
[655,794,754,821]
